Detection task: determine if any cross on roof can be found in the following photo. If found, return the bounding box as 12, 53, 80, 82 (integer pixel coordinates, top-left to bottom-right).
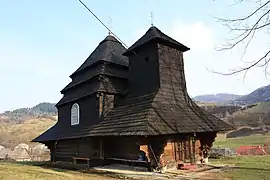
108, 16, 112, 35
150, 12, 154, 26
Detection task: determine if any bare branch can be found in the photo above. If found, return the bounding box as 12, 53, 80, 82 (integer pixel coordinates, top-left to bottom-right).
211, 50, 270, 75
229, 0, 245, 6
214, 0, 270, 22
218, 8, 270, 51
229, 22, 270, 31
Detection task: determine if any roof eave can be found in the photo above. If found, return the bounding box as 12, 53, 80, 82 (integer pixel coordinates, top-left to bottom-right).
123, 38, 190, 56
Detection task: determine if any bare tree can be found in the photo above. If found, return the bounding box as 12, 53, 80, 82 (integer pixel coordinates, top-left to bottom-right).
214, 0, 270, 76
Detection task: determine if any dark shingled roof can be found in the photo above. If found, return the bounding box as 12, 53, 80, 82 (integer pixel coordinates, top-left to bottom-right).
33, 93, 232, 142
123, 26, 190, 56
71, 35, 128, 77
56, 77, 128, 107
87, 93, 233, 136
61, 62, 129, 93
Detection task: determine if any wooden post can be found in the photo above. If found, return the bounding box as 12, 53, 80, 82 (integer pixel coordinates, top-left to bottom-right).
173, 140, 177, 161
99, 139, 104, 159
52, 141, 57, 162
98, 93, 104, 117
102, 93, 105, 116
189, 136, 192, 163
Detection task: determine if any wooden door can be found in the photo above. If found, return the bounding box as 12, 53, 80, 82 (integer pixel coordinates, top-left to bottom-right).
174, 141, 184, 162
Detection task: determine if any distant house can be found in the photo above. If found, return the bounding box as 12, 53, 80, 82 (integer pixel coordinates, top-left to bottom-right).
33, 26, 232, 170
10, 148, 31, 162
0, 148, 12, 161
31, 144, 50, 161
14, 143, 30, 151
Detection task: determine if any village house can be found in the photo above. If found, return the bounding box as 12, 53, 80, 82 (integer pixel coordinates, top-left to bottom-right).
33, 26, 232, 170
0, 146, 31, 162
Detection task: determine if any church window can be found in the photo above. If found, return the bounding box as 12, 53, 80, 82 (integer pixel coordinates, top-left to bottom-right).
71, 103, 80, 125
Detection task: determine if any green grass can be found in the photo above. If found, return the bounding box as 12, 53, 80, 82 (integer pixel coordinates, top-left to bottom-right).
0, 162, 116, 180
211, 156, 270, 180
212, 134, 270, 179
213, 134, 270, 148
1, 158, 270, 180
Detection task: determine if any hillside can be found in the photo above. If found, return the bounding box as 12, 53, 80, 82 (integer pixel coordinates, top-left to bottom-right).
0, 102, 57, 148
234, 84, 270, 105
193, 93, 242, 103
194, 84, 270, 105
0, 117, 56, 148
0, 102, 57, 122
226, 102, 270, 127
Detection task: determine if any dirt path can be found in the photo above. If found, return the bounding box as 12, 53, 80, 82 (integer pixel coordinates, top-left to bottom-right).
92, 166, 229, 180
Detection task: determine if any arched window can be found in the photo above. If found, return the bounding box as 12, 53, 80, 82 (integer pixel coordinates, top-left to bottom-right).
71, 103, 80, 126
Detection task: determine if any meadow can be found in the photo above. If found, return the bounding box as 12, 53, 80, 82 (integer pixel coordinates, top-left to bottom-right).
210, 133, 270, 180
214, 133, 270, 148
1, 134, 270, 180
0, 162, 117, 180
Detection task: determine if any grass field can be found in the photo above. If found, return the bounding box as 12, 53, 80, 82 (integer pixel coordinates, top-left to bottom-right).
211, 156, 270, 180
211, 134, 270, 179
1, 157, 270, 180
0, 162, 116, 180
213, 133, 270, 148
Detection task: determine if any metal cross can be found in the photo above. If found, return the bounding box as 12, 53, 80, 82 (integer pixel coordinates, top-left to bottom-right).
108, 16, 112, 35
150, 12, 154, 26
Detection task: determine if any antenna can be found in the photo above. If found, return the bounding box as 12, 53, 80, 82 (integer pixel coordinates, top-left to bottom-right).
108, 16, 112, 35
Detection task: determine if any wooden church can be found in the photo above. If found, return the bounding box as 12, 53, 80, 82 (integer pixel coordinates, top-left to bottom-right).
33, 26, 232, 170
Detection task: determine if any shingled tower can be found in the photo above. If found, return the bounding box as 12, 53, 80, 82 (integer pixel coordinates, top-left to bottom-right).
89, 26, 231, 136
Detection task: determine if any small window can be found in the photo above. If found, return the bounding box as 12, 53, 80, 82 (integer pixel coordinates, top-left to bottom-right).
71, 103, 80, 126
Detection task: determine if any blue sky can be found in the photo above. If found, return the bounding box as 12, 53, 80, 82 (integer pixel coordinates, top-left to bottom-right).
0, 0, 269, 112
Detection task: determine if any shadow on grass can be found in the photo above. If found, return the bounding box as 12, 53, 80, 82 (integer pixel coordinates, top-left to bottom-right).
15, 161, 50, 166
34, 162, 127, 179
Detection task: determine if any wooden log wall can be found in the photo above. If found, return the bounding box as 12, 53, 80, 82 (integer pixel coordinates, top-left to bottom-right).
54, 140, 78, 162
51, 133, 216, 167
104, 137, 140, 160
159, 141, 177, 169
145, 135, 204, 169
53, 138, 101, 162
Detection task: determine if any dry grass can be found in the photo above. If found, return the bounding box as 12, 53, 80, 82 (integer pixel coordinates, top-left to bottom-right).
0, 118, 55, 148
0, 162, 117, 180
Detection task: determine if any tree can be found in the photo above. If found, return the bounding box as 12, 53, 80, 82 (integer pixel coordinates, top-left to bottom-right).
215, 0, 270, 75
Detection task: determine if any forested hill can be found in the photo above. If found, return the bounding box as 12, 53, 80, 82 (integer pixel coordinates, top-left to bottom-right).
0, 102, 57, 121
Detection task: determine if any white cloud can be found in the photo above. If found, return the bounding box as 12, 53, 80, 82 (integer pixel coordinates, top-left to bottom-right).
169, 22, 215, 52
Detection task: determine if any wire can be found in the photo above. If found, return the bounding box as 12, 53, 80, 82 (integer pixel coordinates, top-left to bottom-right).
77, 0, 129, 49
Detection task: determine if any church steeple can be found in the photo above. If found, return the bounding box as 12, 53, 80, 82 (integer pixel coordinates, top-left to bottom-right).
71, 35, 128, 78
123, 26, 190, 56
